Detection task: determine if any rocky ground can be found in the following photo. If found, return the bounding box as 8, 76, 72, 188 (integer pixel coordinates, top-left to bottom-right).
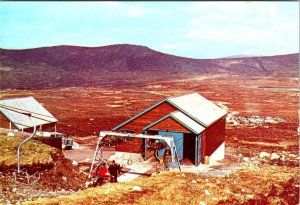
0, 154, 88, 205
21, 162, 299, 205
1, 128, 298, 204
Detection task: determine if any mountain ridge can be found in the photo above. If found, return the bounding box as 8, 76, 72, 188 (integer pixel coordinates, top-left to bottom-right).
0, 44, 298, 89
0, 44, 297, 60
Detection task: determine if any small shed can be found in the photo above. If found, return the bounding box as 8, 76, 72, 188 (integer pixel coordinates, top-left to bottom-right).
112, 93, 227, 166
0, 96, 58, 132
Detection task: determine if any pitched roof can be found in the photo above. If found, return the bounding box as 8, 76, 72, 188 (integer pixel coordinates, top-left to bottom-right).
0, 96, 57, 130
143, 111, 205, 134
112, 92, 227, 131
167, 93, 227, 127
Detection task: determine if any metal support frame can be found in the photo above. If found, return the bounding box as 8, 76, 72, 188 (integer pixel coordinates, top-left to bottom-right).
17, 114, 36, 173
0, 104, 42, 184
89, 131, 179, 178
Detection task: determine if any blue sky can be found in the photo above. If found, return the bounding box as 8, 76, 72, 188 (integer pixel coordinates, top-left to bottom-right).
0, 1, 298, 58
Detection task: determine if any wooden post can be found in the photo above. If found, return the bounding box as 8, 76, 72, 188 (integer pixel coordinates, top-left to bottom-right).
201, 133, 206, 164
195, 135, 202, 166
143, 131, 147, 160
195, 135, 198, 166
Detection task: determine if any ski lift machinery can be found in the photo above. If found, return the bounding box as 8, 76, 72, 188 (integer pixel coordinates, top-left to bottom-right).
0, 104, 40, 184
89, 131, 181, 178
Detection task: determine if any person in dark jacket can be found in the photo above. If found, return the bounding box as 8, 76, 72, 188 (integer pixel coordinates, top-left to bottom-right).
108, 160, 120, 183
163, 147, 172, 170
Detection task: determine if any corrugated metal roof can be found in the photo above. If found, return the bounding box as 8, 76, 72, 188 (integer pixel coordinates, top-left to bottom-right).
143, 111, 205, 134
171, 111, 205, 133
112, 92, 227, 131
167, 93, 227, 127
0, 96, 57, 130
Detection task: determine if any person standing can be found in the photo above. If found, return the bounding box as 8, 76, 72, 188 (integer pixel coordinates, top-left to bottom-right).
98, 164, 107, 178
163, 147, 172, 170
108, 160, 120, 183
94, 163, 110, 186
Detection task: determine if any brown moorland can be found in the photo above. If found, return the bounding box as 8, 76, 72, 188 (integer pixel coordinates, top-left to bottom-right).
0, 45, 299, 204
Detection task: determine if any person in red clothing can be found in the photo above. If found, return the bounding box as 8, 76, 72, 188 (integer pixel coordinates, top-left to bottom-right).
94, 163, 111, 186
98, 164, 107, 178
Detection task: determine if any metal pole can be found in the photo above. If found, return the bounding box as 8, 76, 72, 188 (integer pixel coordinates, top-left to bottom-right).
17, 115, 36, 173
195, 136, 198, 166
89, 133, 103, 178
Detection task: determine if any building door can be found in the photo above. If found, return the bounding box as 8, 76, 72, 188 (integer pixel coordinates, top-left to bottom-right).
195, 135, 202, 166
158, 131, 184, 161
183, 133, 195, 164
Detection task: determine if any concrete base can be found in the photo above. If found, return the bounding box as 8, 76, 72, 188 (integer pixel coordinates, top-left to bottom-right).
209, 142, 225, 164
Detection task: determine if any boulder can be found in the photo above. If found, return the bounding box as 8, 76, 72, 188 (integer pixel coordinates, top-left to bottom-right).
270, 153, 280, 160
7, 132, 14, 137
280, 155, 286, 161
84, 158, 90, 162
259, 152, 270, 159
204, 190, 210, 196
288, 154, 297, 158
84, 181, 91, 187
72, 161, 79, 166
243, 157, 250, 162
246, 194, 254, 199
132, 186, 142, 191
62, 176, 68, 182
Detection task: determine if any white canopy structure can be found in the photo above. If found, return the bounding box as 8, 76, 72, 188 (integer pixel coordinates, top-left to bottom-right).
89, 131, 180, 178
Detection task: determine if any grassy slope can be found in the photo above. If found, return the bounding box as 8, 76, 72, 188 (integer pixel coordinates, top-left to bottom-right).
0, 134, 55, 171
23, 165, 299, 205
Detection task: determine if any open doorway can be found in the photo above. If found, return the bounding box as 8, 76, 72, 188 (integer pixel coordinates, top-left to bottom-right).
183, 133, 195, 164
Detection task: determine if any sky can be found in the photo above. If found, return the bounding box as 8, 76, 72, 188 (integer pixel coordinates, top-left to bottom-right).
0, 1, 298, 59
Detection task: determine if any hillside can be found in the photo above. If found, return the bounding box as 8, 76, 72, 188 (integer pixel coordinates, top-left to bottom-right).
0, 132, 54, 171
0, 44, 298, 89
23, 165, 299, 205
0, 129, 88, 203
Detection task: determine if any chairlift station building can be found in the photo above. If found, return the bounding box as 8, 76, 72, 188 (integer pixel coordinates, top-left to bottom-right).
112, 93, 227, 166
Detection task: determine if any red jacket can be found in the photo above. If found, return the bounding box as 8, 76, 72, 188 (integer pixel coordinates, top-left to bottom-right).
98, 167, 107, 177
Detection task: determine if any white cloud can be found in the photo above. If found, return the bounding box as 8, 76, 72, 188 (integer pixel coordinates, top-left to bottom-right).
189, 14, 229, 25
128, 7, 144, 17
186, 26, 286, 44
185, 1, 298, 51
99, 2, 122, 7
126, 6, 171, 17
187, 1, 251, 14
